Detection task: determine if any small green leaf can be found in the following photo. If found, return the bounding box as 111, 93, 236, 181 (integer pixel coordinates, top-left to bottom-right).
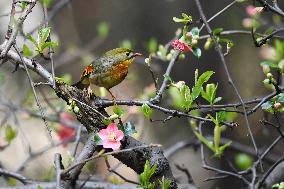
97, 22, 109, 39
213, 28, 224, 36
26, 34, 38, 47
113, 105, 125, 117
120, 39, 132, 49
7, 178, 17, 186
41, 41, 58, 51
139, 160, 157, 189
141, 103, 153, 119
216, 111, 226, 123
192, 71, 214, 100
39, 27, 51, 43
264, 27, 274, 35
40, 0, 53, 7
22, 44, 33, 57
59, 74, 72, 85
159, 176, 172, 189
93, 133, 103, 145
194, 131, 215, 151
147, 38, 158, 54
260, 61, 278, 69
102, 118, 112, 125
124, 122, 137, 136
163, 74, 172, 83
20, 2, 28, 9
5, 126, 17, 144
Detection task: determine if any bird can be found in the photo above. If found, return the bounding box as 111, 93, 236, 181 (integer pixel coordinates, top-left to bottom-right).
73, 48, 142, 98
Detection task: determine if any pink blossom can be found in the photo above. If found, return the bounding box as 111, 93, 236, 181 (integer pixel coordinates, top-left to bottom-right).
57, 112, 75, 146
242, 18, 253, 28
98, 123, 124, 150
171, 39, 192, 52
246, 6, 263, 17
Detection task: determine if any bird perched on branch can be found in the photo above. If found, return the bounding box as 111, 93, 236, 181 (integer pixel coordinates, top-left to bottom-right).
73, 48, 142, 98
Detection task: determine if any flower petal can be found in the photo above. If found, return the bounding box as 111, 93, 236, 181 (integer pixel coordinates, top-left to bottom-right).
103, 141, 121, 150
98, 129, 109, 140
107, 123, 118, 132
115, 130, 124, 141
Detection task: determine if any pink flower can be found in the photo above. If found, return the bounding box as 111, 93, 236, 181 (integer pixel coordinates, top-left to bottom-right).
98, 123, 124, 150
57, 125, 75, 142
56, 112, 75, 145
171, 39, 192, 52
242, 18, 253, 28
246, 5, 263, 17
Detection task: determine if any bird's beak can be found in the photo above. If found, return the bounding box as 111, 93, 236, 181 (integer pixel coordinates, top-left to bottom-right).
134, 52, 142, 57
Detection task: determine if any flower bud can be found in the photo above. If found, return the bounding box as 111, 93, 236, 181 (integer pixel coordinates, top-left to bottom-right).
266, 73, 273, 79
262, 65, 270, 74
204, 38, 212, 50
274, 102, 281, 109
191, 39, 198, 46
278, 59, 284, 72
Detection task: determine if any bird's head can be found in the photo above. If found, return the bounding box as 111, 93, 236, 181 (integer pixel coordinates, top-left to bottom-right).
104, 48, 142, 66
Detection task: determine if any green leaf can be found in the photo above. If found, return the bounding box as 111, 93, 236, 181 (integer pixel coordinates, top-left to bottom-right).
192, 47, 201, 58
97, 22, 109, 39
102, 118, 112, 125
192, 71, 214, 100
40, 0, 53, 7
120, 39, 132, 49
124, 122, 137, 136
216, 111, 226, 123
213, 28, 224, 36
22, 44, 33, 57
93, 133, 103, 145
173, 13, 192, 25
39, 27, 51, 44
7, 178, 17, 186
41, 41, 58, 51
141, 103, 153, 119
260, 61, 278, 69
236, 0, 247, 2
261, 101, 272, 110
168, 87, 184, 110
216, 141, 232, 157
163, 74, 173, 83
147, 38, 158, 54
26, 34, 38, 48
235, 153, 253, 170
139, 160, 157, 189
213, 97, 222, 104
264, 27, 274, 35
194, 131, 215, 151
159, 176, 172, 189
20, 2, 28, 9
173, 17, 185, 23
59, 74, 72, 85
5, 126, 17, 144
113, 105, 125, 117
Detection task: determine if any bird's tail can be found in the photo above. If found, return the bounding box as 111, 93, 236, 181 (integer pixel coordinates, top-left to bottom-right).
72, 79, 89, 90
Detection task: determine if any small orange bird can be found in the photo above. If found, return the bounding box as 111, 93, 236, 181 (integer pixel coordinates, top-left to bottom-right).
73, 48, 142, 97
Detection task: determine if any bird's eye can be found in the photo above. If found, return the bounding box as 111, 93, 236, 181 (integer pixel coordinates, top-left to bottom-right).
126, 52, 130, 56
